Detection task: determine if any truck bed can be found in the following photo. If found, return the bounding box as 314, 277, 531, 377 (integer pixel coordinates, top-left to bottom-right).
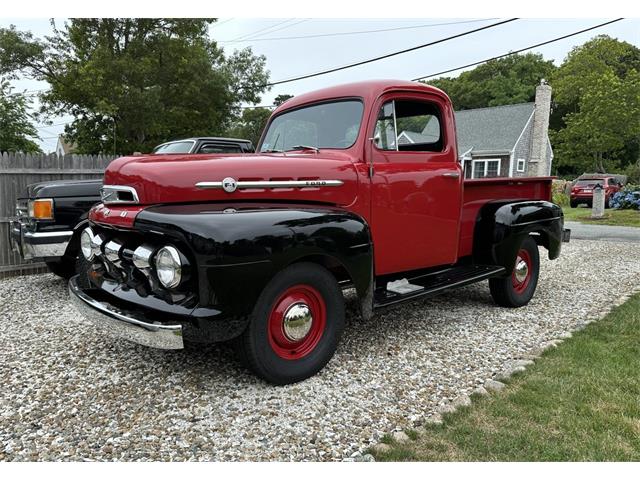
458, 176, 554, 258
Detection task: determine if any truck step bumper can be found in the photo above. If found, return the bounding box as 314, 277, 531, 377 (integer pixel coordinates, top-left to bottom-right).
68, 276, 184, 350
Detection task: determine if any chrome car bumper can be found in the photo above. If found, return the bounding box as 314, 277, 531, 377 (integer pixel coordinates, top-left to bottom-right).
9, 218, 72, 260
68, 276, 184, 350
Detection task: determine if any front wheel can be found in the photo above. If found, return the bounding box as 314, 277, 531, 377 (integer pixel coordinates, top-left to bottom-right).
45, 257, 76, 279
236, 262, 345, 385
489, 236, 540, 308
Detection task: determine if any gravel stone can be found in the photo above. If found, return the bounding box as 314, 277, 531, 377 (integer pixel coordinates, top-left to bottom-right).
484, 379, 506, 392
371, 443, 391, 454
437, 404, 457, 415
473, 386, 489, 396
451, 395, 472, 408
496, 366, 527, 381
391, 431, 410, 444
424, 414, 443, 425
1, 240, 638, 461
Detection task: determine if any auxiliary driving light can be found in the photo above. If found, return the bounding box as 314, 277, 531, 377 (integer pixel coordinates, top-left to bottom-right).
154, 246, 182, 289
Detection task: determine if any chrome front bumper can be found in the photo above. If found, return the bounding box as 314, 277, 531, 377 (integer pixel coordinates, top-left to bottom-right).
68, 276, 184, 350
9, 218, 72, 260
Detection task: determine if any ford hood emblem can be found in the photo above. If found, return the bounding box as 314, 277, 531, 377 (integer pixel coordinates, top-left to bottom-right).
222, 177, 238, 193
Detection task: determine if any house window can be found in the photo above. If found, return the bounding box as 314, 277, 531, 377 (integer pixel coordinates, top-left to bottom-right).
471, 159, 501, 179
516, 158, 526, 173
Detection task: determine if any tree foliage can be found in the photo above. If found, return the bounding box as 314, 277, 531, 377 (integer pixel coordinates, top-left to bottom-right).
426, 53, 556, 110
551, 36, 640, 173
0, 19, 270, 154
0, 79, 41, 153
273, 94, 293, 106
226, 107, 272, 147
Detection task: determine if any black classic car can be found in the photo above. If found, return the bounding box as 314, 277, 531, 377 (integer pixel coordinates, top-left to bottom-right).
9, 137, 254, 278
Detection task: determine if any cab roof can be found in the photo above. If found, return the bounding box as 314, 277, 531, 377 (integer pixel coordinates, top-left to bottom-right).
274, 79, 449, 114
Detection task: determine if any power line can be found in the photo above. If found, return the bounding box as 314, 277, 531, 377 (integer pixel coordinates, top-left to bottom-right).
243, 19, 309, 41
221, 18, 498, 43
412, 18, 625, 81
211, 18, 234, 28
226, 18, 297, 43
263, 18, 518, 88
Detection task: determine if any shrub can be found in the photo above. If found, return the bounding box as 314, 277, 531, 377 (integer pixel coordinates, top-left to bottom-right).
553, 192, 570, 207
610, 185, 640, 210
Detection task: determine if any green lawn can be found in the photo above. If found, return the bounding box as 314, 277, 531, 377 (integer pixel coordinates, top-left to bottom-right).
563, 206, 640, 227
373, 293, 640, 461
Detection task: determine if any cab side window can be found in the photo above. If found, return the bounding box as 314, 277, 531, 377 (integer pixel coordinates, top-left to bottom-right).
373, 100, 443, 152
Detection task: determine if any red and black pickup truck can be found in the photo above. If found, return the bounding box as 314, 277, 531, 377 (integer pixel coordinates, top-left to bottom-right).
69, 80, 570, 384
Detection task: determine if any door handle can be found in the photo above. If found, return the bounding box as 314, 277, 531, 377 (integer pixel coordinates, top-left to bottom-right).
442, 172, 460, 178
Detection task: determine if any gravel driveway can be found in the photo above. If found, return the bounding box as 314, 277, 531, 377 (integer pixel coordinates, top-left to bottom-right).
1, 240, 639, 461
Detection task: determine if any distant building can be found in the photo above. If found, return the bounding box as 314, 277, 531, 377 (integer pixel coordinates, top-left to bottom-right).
457, 81, 553, 179
55, 135, 77, 157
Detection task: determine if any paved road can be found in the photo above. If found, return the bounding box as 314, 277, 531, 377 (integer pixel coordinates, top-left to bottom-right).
565, 221, 640, 243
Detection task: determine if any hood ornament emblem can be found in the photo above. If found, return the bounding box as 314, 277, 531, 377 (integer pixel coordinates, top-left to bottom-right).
222, 177, 238, 193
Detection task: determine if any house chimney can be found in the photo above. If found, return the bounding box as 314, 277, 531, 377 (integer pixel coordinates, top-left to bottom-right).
530, 79, 552, 176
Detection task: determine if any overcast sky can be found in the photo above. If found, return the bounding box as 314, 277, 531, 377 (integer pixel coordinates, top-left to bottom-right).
2, 17, 639, 152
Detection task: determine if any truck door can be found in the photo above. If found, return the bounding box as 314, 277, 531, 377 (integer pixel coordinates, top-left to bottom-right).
368, 93, 462, 275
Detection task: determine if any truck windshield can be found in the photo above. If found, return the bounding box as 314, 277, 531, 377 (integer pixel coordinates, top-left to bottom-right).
153, 141, 194, 154
260, 100, 364, 152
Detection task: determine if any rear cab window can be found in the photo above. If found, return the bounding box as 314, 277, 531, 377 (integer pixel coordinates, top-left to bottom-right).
373, 99, 443, 153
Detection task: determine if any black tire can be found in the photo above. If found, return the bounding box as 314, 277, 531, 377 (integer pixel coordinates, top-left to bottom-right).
235, 262, 345, 385
569, 199, 577, 208
604, 196, 611, 209
73, 253, 93, 289
489, 236, 540, 308
45, 257, 76, 279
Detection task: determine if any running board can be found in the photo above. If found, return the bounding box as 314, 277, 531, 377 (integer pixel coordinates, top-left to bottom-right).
373, 264, 506, 309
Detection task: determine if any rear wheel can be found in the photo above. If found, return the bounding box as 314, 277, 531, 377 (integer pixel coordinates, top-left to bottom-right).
489, 236, 540, 308
236, 262, 345, 385
569, 199, 578, 208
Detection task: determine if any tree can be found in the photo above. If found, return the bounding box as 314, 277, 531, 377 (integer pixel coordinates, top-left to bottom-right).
0, 19, 270, 154
0, 79, 41, 153
226, 107, 272, 146
551, 35, 640, 173
426, 53, 556, 110
273, 94, 293, 106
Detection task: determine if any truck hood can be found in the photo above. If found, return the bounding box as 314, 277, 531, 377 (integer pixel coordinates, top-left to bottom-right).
21, 178, 103, 199
103, 152, 360, 206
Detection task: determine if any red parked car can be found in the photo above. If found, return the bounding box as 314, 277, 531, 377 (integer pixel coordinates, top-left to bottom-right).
570, 176, 622, 208
69, 80, 570, 384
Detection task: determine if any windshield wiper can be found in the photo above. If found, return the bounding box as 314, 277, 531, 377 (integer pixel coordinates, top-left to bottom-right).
287, 145, 319, 153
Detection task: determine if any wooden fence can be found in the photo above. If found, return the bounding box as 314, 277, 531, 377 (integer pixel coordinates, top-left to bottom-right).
0, 152, 117, 279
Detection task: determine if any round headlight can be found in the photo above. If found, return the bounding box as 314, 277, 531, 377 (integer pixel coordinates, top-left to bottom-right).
154, 246, 182, 289
80, 228, 95, 261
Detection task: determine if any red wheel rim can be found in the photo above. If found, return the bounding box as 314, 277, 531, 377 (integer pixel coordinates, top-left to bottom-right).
512, 249, 532, 294
268, 284, 327, 360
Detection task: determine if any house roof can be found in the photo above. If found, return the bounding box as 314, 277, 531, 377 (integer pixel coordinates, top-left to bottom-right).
57, 135, 77, 155
454, 102, 535, 155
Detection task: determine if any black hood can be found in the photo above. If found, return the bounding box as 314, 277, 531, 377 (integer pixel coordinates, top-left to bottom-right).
21, 178, 103, 199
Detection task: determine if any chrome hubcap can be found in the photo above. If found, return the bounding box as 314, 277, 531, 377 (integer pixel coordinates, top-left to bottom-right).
282, 302, 313, 341
514, 257, 529, 283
